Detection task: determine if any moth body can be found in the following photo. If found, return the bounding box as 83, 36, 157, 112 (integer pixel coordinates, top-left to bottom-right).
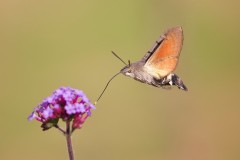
120, 26, 188, 91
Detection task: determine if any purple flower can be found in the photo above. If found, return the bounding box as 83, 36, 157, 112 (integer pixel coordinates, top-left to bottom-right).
75, 103, 85, 113
42, 107, 53, 119
65, 103, 76, 115
28, 87, 95, 131
28, 111, 37, 121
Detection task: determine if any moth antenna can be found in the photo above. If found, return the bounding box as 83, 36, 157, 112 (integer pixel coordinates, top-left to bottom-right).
94, 72, 121, 105
111, 51, 127, 65
128, 60, 131, 66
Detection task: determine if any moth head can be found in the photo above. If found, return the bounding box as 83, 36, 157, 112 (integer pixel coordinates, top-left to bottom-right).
120, 62, 135, 78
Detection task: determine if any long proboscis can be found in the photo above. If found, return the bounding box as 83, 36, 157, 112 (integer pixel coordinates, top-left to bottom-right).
94, 72, 121, 105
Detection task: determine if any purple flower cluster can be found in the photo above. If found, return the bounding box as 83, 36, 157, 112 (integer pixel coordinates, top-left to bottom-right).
28, 87, 95, 131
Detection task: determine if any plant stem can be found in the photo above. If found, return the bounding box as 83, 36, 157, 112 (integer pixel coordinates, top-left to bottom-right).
54, 124, 66, 134
66, 120, 74, 160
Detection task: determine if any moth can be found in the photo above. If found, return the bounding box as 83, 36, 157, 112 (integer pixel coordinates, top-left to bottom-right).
120, 26, 187, 91
95, 26, 187, 104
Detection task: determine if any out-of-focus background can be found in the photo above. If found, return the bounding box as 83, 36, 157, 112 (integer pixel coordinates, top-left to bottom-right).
1, 0, 240, 160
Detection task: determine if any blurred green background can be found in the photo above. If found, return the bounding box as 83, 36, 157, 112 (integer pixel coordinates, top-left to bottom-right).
1, 0, 240, 160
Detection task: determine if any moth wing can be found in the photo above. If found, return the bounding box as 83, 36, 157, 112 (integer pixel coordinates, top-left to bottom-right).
144, 27, 183, 78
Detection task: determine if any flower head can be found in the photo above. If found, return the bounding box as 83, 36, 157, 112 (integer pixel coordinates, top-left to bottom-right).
28, 87, 95, 131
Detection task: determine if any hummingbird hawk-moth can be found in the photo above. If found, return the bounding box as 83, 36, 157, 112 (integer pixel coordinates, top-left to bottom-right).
95, 26, 187, 104
120, 26, 187, 91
